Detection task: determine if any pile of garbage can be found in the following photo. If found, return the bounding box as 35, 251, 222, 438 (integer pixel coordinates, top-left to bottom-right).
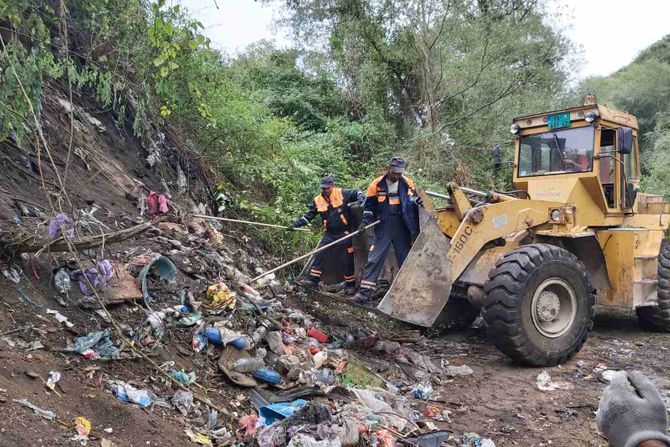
2, 209, 485, 446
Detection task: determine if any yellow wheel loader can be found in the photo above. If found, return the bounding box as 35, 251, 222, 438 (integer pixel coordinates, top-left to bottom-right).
377, 97, 670, 366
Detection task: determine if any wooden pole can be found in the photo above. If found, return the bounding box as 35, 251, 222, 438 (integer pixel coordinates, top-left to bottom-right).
192, 214, 309, 231
250, 221, 380, 283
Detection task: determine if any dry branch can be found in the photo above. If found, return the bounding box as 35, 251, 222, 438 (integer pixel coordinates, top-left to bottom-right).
3, 217, 164, 254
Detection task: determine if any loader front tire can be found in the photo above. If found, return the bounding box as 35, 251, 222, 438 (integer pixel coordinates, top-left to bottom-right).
636, 240, 670, 331
482, 244, 595, 366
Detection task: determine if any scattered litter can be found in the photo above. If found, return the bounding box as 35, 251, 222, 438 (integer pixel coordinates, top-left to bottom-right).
259, 399, 308, 425
47, 309, 74, 329
253, 369, 281, 385
185, 429, 212, 446
27, 340, 44, 351
266, 331, 285, 355
70, 260, 114, 295
208, 408, 218, 430
205, 282, 237, 311
72, 416, 92, 443
236, 413, 259, 439
576, 360, 586, 368
13, 398, 55, 420
17, 287, 43, 308
147, 192, 169, 216
172, 370, 197, 386
2, 266, 21, 284
205, 326, 246, 348
139, 255, 177, 303
308, 327, 329, 343
402, 430, 451, 447
46, 371, 61, 391
173, 390, 196, 416
593, 362, 608, 373
536, 370, 573, 391
234, 357, 265, 373
445, 364, 473, 376
373, 429, 396, 447
146, 311, 166, 339
411, 381, 433, 400
101, 439, 118, 447
65, 329, 119, 359
313, 351, 328, 369
112, 381, 152, 407
54, 268, 71, 296
48, 213, 75, 239
458, 432, 496, 447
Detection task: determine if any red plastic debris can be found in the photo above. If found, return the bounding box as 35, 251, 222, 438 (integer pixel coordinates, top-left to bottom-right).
307, 327, 328, 343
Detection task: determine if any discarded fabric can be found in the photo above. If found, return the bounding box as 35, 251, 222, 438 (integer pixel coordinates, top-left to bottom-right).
147, 192, 169, 216
48, 214, 75, 239
70, 260, 114, 295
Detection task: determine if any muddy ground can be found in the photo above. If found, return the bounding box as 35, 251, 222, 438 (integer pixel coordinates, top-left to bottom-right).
2, 283, 667, 447
299, 294, 670, 447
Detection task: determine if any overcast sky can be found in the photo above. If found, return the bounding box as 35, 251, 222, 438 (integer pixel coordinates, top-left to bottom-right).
183, 0, 669, 80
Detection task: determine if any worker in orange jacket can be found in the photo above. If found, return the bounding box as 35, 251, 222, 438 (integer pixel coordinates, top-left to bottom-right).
289, 175, 365, 294
352, 157, 422, 304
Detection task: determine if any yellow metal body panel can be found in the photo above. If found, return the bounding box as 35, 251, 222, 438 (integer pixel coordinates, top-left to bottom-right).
419, 102, 670, 314
440, 199, 560, 281
595, 229, 666, 307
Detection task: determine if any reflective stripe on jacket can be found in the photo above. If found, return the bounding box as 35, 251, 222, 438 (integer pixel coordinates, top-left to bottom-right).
295, 188, 364, 233
362, 174, 419, 237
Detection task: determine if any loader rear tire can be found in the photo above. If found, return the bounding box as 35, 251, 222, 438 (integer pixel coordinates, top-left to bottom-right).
482, 244, 595, 366
636, 240, 670, 331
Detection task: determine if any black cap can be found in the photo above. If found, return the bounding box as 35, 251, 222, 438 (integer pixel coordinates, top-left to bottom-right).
320, 175, 334, 188
389, 156, 406, 174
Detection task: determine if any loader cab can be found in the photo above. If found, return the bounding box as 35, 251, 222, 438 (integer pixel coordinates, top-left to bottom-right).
511, 100, 640, 221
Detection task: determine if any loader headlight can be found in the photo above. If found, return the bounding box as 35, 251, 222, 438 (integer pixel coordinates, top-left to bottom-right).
550, 209, 562, 222
585, 111, 596, 123
510, 123, 520, 135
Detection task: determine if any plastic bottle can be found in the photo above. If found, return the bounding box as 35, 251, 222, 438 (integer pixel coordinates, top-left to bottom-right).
233, 357, 265, 373
252, 369, 281, 385
251, 324, 269, 345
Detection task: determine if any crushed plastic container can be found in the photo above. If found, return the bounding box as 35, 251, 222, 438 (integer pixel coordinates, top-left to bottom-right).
233, 358, 265, 373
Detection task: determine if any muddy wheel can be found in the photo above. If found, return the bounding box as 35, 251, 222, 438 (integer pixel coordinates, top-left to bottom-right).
636, 241, 670, 331
481, 243, 595, 366
434, 298, 479, 332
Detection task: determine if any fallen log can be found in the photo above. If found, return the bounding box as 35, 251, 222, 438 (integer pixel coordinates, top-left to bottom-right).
2, 217, 164, 254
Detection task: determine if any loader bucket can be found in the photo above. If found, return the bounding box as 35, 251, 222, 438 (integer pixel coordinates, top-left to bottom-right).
376, 207, 453, 327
